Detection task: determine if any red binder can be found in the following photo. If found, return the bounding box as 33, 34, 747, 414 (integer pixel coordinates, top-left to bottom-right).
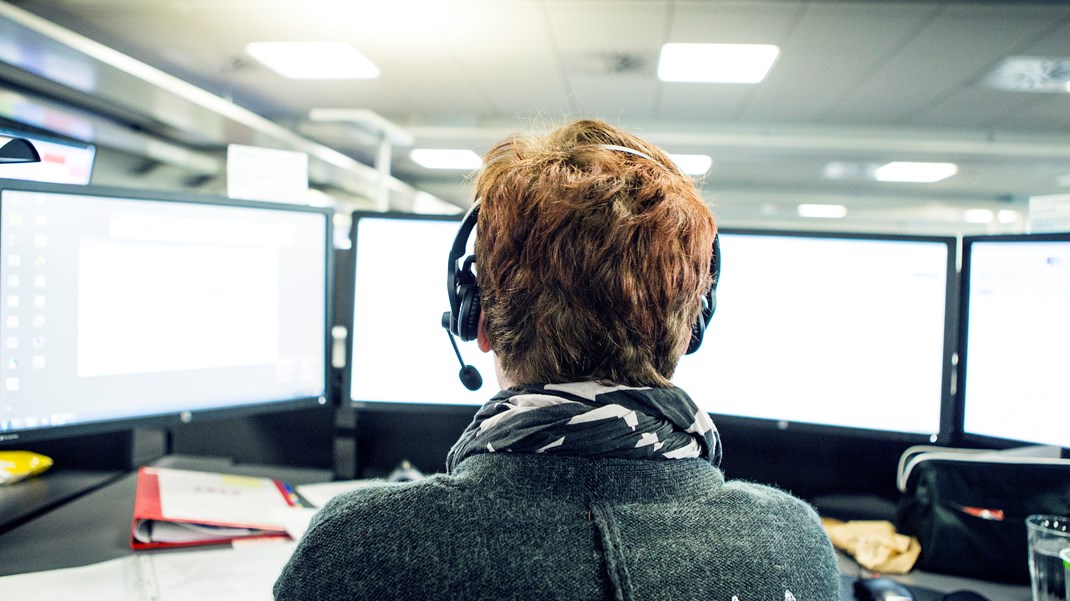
130, 466, 299, 550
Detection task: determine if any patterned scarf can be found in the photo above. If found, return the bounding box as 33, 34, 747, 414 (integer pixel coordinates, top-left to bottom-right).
446, 381, 721, 473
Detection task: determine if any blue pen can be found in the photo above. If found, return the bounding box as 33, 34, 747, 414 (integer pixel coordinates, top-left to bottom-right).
281, 481, 303, 507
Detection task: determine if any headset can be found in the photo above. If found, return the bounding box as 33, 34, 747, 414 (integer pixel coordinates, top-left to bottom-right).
442, 202, 720, 356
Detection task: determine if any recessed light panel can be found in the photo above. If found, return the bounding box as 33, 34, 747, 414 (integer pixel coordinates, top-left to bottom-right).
658, 43, 780, 83
965, 209, 994, 224
797, 204, 847, 219
246, 42, 379, 79
669, 154, 713, 176
985, 56, 1070, 93
410, 149, 482, 170
874, 162, 958, 183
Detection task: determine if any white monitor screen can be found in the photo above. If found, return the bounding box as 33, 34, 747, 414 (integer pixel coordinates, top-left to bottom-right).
960, 236, 1070, 448
349, 216, 952, 437
349, 214, 496, 406
672, 232, 951, 437
0, 185, 329, 439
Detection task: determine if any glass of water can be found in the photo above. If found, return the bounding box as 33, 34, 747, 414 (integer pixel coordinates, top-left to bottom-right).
1026, 515, 1070, 601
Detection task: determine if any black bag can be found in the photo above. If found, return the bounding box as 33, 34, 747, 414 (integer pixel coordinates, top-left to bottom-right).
895, 445, 1070, 583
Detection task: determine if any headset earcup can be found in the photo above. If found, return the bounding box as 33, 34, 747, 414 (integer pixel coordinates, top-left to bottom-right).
456, 284, 481, 342
686, 293, 711, 355
686, 235, 719, 355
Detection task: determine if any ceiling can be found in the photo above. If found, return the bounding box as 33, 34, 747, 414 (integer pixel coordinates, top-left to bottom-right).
3, 0, 1070, 234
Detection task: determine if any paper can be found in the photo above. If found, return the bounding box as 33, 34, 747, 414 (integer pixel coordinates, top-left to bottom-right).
0, 556, 140, 601
269, 506, 318, 540
295, 479, 383, 508
0, 542, 298, 601
156, 469, 293, 529
822, 518, 921, 574
132, 467, 306, 548
142, 542, 297, 601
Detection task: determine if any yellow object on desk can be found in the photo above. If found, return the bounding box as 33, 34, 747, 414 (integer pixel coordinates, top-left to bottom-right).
822, 517, 921, 574
0, 450, 53, 485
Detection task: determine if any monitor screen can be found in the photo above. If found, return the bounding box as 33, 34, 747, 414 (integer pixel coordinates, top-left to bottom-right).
672, 231, 953, 438
0, 181, 331, 444
348, 214, 954, 438
0, 128, 96, 185
959, 234, 1070, 448
348, 213, 496, 407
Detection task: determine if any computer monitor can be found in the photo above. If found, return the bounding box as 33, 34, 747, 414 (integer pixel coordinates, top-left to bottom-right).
348, 212, 496, 408
958, 233, 1070, 449
672, 230, 955, 440
0, 127, 96, 185
347, 214, 955, 438
0, 179, 332, 445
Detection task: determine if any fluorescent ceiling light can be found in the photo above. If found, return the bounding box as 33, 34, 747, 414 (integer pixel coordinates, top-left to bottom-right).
965, 209, 994, 224
669, 154, 713, 176
997, 210, 1019, 224
658, 43, 780, 83
410, 148, 482, 170
874, 162, 958, 183
985, 56, 1070, 93
246, 42, 379, 79
797, 204, 847, 219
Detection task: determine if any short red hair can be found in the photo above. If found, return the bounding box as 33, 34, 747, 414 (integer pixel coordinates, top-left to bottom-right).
474, 119, 716, 387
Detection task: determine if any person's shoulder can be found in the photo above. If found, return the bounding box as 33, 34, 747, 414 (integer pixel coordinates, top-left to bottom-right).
721, 478, 817, 510
312, 472, 466, 525
714, 478, 829, 532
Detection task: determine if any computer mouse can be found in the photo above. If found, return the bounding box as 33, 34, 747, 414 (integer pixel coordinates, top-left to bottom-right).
853, 576, 915, 601
0, 450, 53, 485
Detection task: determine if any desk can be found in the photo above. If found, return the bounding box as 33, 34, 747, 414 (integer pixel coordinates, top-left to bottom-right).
0, 460, 1035, 600
0, 467, 124, 535
835, 554, 1031, 601
0, 455, 331, 577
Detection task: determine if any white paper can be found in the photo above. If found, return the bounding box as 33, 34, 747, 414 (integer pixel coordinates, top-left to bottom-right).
294, 479, 384, 508
0, 555, 140, 601
154, 468, 292, 530
0, 542, 299, 601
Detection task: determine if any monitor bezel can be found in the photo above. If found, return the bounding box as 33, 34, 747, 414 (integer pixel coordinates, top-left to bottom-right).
345, 212, 958, 444
0, 178, 334, 447
955, 232, 1070, 450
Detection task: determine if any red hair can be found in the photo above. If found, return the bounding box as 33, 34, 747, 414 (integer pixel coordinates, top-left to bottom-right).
474, 119, 716, 387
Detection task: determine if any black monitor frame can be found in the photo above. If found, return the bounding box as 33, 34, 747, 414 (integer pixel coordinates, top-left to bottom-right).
955, 232, 1070, 450
0, 178, 334, 448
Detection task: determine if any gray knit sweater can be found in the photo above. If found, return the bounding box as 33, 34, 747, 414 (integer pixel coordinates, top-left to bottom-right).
274, 453, 840, 600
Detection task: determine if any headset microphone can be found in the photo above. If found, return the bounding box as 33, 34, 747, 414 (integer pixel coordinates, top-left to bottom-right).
442, 312, 483, 390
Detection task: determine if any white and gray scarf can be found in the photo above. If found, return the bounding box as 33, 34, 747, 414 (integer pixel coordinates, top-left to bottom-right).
446, 381, 721, 472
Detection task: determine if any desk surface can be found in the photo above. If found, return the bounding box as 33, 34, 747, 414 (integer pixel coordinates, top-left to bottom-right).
0, 455, 331, 577
0, 467, 124, 534
0, 457, 1034, 600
